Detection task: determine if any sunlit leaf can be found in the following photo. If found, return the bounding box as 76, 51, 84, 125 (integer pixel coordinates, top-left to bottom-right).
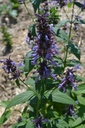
7, 90, 34, 109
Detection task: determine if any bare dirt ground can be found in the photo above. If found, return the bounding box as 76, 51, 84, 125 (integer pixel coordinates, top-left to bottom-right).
0, 1, 85, 128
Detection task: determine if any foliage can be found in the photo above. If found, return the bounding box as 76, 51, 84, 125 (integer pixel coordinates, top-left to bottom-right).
1, 26, 13, 55
0, 0, 85, 128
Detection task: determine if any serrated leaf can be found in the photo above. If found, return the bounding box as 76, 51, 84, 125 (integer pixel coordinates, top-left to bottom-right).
45, 90, 76, 105
25, 119, 34, 128
76, 124, 85, 128
71, 117, 83, 127
25, 78, 35, 86
6, 90, 34, 109
78, 83, 85, 90
17, 122, 26, 127
77, 96, 85, 105
67, 43, 81, 60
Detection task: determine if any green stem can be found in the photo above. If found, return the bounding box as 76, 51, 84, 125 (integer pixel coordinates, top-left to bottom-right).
19, 78, 38, 97
63, 8, 70, 20
23, 1, 32, 16
36, 99, 40, 116
64, 1, 75, 69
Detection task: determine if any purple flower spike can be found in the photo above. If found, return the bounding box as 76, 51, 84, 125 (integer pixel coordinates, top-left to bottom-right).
58, 65, 80, 91
50, 0, 73, 8
0, 57, 24, 80
29, 12, 59, 81
32, 116, 48, 128
65, 105, 77, 119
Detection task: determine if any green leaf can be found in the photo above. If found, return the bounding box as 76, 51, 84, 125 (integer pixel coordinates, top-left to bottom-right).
25, 119, 34, 128
77, 96, 85, 105
74, 20, 85, 24
71, 117, 83, 127
28, 24, 36, 37
74, 2, 83, 8
78, 83, 85, 90
24, 51, 34, 75
53, 27, 70, 43
67, 2, 73, 8
31, 0, 41, 12
45, 90, 76, 105
15, 79, 20, 87
6, 90, 34, 109
72, 83, 85, 95
67, 43, 81, 60
17, 122, 26, 127
76, 124, 85, 128
0, 110, 11, 126
66, 59, 81, 67
58, 119, 68, 128
25, 78, 35, 86
0, 101, 9, 108
8, 10, 17, 17
55, 20, 69, 28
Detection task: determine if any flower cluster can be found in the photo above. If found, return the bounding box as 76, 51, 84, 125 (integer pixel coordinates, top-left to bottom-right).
65, 105, 77, 118
32, 116, 48, 128
58, 65, 80, 92
30, 12, 59, 81
0, 57, 24, 80
52, 0, 73, 8
82, 1, 85, 10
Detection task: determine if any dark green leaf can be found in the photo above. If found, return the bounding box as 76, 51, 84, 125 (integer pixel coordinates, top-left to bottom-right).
67, 43, 81, 60
28, 24, 36, 37
6, 90, 34, 109
24, 51, 34, 75
15, 79, 20, 87
74, 2, 83, 8
77, 96, 85, 105
25, 119, 34, 128
31, 0, 41, 12
66, 59, 81, 67
45, 90, 76, 105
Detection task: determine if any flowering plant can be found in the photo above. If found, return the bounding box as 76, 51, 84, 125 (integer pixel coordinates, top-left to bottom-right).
0, 0, 85, 128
